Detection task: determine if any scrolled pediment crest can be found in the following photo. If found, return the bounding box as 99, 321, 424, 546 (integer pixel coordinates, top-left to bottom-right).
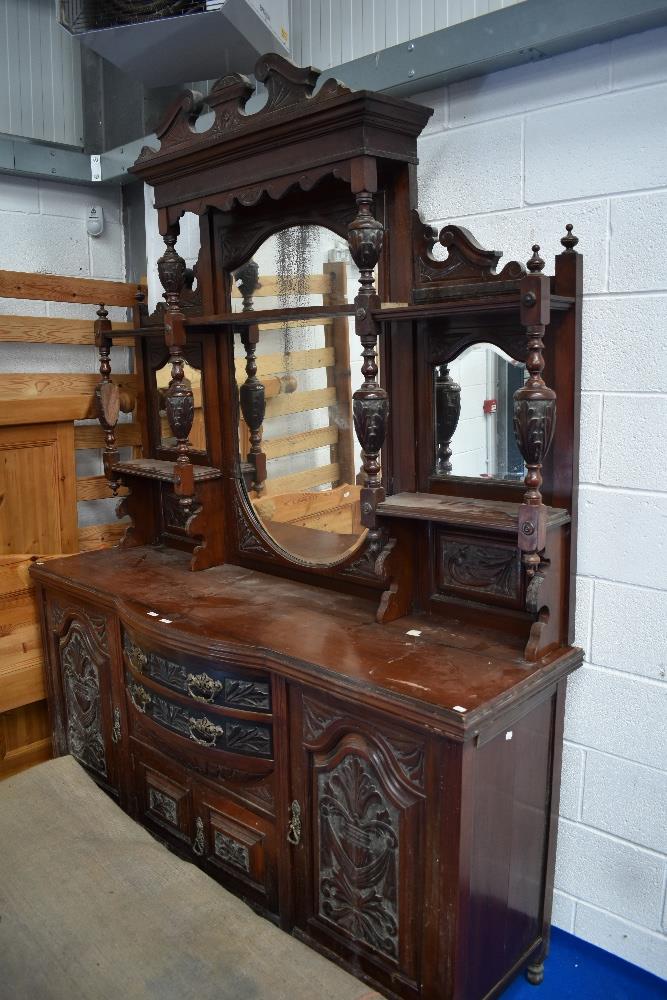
413, 212, 525, 287
136, 54, 352, 164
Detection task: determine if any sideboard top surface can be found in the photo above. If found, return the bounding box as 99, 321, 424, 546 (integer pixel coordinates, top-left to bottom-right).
32, 546, 582, 738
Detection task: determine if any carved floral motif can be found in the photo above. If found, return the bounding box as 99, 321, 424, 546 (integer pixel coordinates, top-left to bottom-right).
62, 628, 107, 778
318, 755, 399, 960
148, 787, 178, 826
214, 831, 251, 873
438, 540, 521, 601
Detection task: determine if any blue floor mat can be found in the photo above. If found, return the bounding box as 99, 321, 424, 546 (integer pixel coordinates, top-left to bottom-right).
500, 928, 666, 999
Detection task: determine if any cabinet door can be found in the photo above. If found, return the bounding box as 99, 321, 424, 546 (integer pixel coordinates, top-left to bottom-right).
45, 596, 121, 797
193, 782, 279, 916
289, 688, 426, 998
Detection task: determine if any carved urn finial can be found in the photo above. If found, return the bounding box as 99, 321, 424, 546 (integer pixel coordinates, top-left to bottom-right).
527, 244, 545, 273
233, 259, 261, 312
560, 223, 579, 252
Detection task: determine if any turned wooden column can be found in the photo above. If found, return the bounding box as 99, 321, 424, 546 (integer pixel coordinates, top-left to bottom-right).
513, 245, 556, 576
94, 303, 121, 495
158, 222, 196, 504
233, 260, 267, 495
348, 185, 387, 553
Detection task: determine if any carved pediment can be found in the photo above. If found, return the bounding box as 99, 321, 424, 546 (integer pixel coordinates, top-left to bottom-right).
413, 212, 525, 287
136, 53, 352, 164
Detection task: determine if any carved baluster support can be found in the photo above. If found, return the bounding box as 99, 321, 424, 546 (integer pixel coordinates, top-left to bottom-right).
94, 304, 121, 495
434, 364, 461, 475
348, 189, 387, 554
239, 323, 267, 494
158, 224, 196, 510
513, 245, 556, 576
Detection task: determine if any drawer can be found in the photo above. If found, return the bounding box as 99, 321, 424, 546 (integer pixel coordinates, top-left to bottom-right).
123, 631, 271, 713
125, 670, 273, 760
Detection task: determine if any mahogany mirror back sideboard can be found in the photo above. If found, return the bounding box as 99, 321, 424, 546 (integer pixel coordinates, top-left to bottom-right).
32, 54, 584, 1000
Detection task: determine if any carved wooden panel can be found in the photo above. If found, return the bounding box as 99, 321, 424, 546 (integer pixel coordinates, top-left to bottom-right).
318, 753, 400, 960
60, 620, 109, 778
435, 531, 522, 608
294, 708, 424, 986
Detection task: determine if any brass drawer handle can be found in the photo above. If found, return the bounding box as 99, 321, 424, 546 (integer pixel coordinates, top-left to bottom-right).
187, 715, 224, 747
186, 672, 222, 704
111, 707, 122, 743
129, 682, 152, 714
192, 817, 205, 857
287, 800, 302, 846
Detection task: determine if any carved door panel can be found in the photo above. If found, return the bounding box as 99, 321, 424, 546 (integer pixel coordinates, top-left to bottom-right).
289, 689, 425, 998
47, 599, 121, 797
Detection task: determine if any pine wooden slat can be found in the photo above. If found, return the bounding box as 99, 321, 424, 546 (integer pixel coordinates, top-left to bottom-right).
0, 314, 134, 345
77, 522, 127, 550
76, 476, 128, 501
0, 619, 45, 713
0, 735, 51, 779
0, 372, 138, 399
74, 422, 141, 449
264, 425, 338, 460
0, 270, 145, 308
231, 274, 330, 298
265, 386, 337, 419
234, 346, 336, 381
265, 462, 340, 496
0, 395, 96, 425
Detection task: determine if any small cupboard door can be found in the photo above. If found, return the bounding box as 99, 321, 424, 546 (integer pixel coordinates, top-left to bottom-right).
288, 687, 426, 998
45, 595, 122, 797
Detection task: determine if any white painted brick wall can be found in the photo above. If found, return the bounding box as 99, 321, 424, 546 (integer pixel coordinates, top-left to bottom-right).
0, 175, 127, 526
415, 25, 667, 980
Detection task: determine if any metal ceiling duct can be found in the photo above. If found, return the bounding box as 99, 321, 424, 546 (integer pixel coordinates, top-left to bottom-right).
58, 0, 290, 87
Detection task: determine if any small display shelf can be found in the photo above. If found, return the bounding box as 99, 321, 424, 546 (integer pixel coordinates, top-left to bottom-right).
378, 492, 570, 534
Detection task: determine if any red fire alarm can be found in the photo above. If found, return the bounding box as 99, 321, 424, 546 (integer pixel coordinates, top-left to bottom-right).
483, 398, 497, 414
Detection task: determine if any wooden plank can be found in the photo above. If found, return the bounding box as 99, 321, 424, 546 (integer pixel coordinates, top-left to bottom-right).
254, 318, 333, 333
0, 372, 138, 400
0, 270, 146, 308
55, 423, 78, 554
265, 462, 340, 495
0, 734, 51, 779
231, 274, 331, 298
76, 476, 128, 501
0, 395, 97, 426
75, 422, 141, 450
255, 483, 361, 525
77, 522, 127, 551
264, 425, 338, 460
234, 347, 335, 381
0, 314, 134, 345
265, 386, 337, 419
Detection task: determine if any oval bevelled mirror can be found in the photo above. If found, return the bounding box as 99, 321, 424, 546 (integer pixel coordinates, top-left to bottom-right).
433, 344, 526, 481
233, 225, 369, 565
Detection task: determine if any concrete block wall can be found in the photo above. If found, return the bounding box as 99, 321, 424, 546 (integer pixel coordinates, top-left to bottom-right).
0, 174, 128, 524
414, 26, 667, 979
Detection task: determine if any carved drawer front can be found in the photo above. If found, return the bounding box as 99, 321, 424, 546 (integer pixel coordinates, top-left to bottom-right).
123, 631, 271, 713
193, 785, 279, 915
125, 671, 273, 760
434, 530, 523, 608
134, 747, 193, 846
